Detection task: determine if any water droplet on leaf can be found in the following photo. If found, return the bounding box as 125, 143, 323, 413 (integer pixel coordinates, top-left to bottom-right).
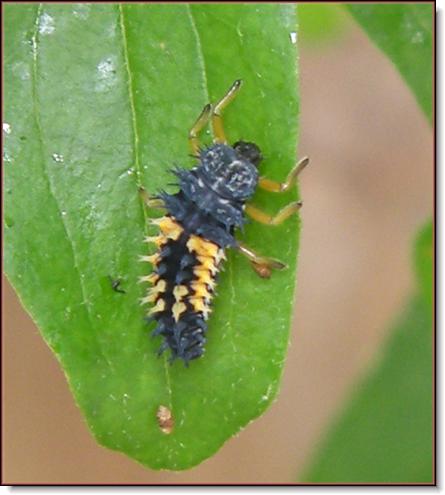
52, 153, 64, 163
39, 12, 55, 35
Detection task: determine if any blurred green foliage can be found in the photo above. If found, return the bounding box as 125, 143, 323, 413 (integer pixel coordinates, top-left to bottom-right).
299, 3, 433, 484
301, 295, 432, 483
301, 220, 433, 483
348, 3, 433, 122
415, 221, 433, 310
299, 3, 349, 47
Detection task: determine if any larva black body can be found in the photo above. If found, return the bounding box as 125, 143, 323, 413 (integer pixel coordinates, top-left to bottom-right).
140, 80, 307, 366
142, 142, 262, 365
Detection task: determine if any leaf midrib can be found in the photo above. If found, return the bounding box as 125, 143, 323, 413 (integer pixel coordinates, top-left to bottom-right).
118, 4, 174, 407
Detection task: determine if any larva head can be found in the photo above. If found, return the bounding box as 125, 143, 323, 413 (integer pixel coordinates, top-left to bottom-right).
199, 143, 259, 201
233, 140, 263, 167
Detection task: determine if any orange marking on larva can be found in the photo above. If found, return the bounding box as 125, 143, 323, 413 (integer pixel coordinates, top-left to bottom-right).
140, 292, 157, 305
193, 267, 213, 286
186, 236, 219, 258
191, 281, 212, 300
166, 229, 182, 241
173, 285, 188, 301
156, 405, 174, 434
186, 236, 201, 254
206, 278, 216, 291
138, 273, 159, 284
188, 297, 208, 314
215, 249, 226, 264
147, 217, 165, 226
156, 216, 183, 241
197, 255, 218, 275
139, 253, 160, 264
199, 239, 219, 257
144, 235, 167, 248
201, 306, 212, 320
141, 280, 167, 304
149, 279, 166, 296
172, 302, 187, 322
157, 216, 177, 231
149, 298, 166, 315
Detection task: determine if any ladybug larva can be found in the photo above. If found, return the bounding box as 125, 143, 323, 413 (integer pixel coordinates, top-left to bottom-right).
139, 80, 308, 366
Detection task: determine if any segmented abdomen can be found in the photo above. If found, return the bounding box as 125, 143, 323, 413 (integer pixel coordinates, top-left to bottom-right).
140, 216, 226, 364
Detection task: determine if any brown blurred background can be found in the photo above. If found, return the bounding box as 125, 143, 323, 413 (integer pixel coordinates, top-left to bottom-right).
3, 18, 433, 484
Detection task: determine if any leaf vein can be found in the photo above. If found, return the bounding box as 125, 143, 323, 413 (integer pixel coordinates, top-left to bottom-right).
187, 6, 211, 106
118, 4, 173, 407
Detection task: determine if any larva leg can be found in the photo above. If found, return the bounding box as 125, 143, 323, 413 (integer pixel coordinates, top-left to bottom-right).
245, 201, 302, 226
188, 103, 212, 156
237, 242, 286, 279
258, 157, 309, 193
212, 79, 243, 144
138, 187, 165, 210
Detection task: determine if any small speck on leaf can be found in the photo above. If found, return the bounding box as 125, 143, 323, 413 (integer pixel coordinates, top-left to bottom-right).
157, 405, 174, 435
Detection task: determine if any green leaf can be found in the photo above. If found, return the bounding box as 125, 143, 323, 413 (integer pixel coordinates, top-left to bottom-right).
299, 3, 349, 46
347, 3, 433, 122
414, 219, 433, 310
300, 221, 433, 483
5, 4, 300, 470
302, 299, 433, 483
